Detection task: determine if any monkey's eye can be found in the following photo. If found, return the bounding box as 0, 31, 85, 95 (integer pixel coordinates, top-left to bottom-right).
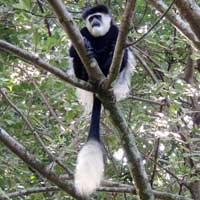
88, 15, 102, 22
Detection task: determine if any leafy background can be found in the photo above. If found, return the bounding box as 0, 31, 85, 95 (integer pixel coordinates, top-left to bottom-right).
0, 0, 200, 199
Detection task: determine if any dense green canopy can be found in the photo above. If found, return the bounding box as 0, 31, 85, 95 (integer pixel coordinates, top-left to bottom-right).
0, 0, 199, 199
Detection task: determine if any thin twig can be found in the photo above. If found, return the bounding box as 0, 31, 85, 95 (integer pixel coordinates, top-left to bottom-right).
126, 95, 165, 106
106, 0, 137, 88
0, 88, 72, 175
126, 0, 177, 47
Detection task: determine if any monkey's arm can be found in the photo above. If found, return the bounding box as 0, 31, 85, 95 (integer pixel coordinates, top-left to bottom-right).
69, 46, 88, 81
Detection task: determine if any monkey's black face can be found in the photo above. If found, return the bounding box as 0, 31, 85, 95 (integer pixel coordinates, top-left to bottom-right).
86, 13, 111, 37
88, 14, 102, 27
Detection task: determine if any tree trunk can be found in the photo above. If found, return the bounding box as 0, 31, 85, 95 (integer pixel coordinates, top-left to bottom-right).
190, 181, 200, 200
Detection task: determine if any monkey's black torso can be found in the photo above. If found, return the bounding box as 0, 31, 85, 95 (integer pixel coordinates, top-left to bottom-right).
69, 24, 128, 81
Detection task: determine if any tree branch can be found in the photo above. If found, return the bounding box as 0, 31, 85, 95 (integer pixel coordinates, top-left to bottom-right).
0, 40, 93, 92
133, 49, 159, 83
0, 88, 72, 175
127, 0, 177, 47
0, 186, 58, 199
175, 0, 200, 40
0, 182, 193, 200
106, 0, 137, 88
47, 0, 104, 83
98, 91, 155, 200
0, 128, 83, 200
149, 0, 200, 49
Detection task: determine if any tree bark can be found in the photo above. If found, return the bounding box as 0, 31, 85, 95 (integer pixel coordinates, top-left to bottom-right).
175, 0, 200, 40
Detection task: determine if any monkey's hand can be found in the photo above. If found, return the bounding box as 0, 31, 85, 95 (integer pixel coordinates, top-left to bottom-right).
83, 37, 96, 58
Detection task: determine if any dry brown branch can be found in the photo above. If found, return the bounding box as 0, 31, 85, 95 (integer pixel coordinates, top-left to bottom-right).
175, 0, 200, 40
0, 128, 83, 200
149, 0, 200, 49
106, 0, 137, 88
0, 40, 93, 92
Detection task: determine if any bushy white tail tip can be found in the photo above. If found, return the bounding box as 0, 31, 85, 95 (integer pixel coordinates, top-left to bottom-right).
75, 140, 104, 196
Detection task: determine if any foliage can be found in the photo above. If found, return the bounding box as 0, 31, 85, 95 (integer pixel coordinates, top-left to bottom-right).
0, 0, 199, 199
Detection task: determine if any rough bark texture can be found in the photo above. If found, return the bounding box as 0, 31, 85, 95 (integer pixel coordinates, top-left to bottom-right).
189, 181, 200, 200
175, 0, 200, 39
0, 40, 93, 92
149, 0, 200, 49
47, 0, 104, 83
98, 90, 155, 200
0, 128, 84, 200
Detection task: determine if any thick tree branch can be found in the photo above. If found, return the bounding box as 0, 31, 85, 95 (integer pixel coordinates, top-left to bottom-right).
47, 0, 104, 83
106, 0, 137, 88
149, 0, 200, 50
0, 128, 83, 200
0, 182, 192, 200
98, 90, 155, 200
175, 0, 200, 40
0, 40, 93, 92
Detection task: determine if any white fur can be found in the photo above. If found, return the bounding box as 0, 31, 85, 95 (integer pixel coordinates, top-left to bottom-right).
86, 13, 111, 37
67, 56, 75, 77
113, 50, 136, 101
67, 57, 94, 114
76, 88, 93, 114
75, 140, 104, 197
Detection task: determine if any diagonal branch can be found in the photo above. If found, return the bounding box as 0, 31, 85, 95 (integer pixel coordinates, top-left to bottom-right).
0, 128, 83, 200
106, 0, 137, 88
47, 1, 155, 199
0, 186, 59, 199
0, 88, 71, 175
47, 0, 104, 83
98, 91, 155, 200
0, 40, 93, 92
127, 0, 176, 47
149, 0, 200, 49
175, 0, 200, 40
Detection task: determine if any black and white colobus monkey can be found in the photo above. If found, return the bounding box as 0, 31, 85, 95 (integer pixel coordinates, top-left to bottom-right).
68, 5, 136, 196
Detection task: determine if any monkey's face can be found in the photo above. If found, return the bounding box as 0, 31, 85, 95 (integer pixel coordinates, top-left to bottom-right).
86, 13, 111, 37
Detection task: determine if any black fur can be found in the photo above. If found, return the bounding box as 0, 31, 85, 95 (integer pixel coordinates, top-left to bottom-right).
69, 24, 128, 81
82, 5, 110, 19
69, 6, 128, 142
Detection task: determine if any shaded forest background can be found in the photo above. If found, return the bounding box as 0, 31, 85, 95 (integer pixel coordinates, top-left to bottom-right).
0, 0, 200, 199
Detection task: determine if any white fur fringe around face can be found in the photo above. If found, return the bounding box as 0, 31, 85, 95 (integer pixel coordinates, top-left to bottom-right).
86, 13, 111, 37
74, 140, 104, 196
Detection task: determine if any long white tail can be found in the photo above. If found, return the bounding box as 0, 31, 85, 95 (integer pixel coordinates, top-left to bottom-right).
74, 140, 104, 197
